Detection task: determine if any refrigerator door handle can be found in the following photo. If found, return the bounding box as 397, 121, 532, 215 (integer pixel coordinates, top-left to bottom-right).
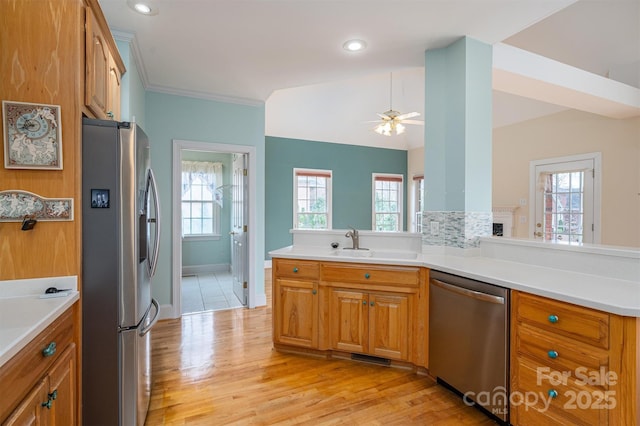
147, 168, 161, 278
139, 298, 160, 337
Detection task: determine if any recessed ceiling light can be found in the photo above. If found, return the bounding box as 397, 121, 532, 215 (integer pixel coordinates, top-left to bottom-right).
127, 0, 158, 16
134, 3, 151, 14
343, 39, 367, 52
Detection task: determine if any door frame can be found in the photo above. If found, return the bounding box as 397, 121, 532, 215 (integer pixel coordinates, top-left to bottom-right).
528, 152, 602, 243
171, 139, 257, 317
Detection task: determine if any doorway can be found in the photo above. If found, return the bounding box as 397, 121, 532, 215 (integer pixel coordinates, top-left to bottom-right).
172, 140, 255, 317
529, 153, 601, 244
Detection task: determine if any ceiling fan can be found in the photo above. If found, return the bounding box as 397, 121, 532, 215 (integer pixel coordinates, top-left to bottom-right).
371, 73, 424, 136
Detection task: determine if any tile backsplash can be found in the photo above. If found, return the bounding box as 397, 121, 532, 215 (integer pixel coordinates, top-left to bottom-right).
422, 211, 492, 249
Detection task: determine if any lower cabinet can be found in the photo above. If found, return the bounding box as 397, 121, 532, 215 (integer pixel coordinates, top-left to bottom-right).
331, 289, 410, 361
272, 258, 423, 365
0, 307, 77, 425
2, 378, 49, 426
4, 344, 76, 426
273, 278, 319, 348
510, 291, 637, 425
47, 344, 76, 426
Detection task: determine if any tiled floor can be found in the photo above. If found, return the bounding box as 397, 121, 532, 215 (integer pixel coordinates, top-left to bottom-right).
181, 271, 244, 315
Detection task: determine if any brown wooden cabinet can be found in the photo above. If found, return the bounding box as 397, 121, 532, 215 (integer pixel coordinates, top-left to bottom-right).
84, 0, 125, 120
47, 344, 76, 426
273, 260, 320, 349
272, 258, 424, 365
0, 308, 77, 425
330, 289, 410, 361
274, 278, 319, 348
510, 291, 638, 425
2, 378, 49, 426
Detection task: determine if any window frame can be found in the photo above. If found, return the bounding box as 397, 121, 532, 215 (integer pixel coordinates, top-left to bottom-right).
412, 174, 424, 233
292, 168, 333, 230
372, 173, 404, 232
181, 161, 222, 240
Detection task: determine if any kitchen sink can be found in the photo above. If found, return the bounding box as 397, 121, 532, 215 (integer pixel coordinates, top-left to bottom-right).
333, 249, 418, 260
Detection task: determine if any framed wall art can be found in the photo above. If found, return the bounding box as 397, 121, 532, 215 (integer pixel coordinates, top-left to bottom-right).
2, 100, 63, 170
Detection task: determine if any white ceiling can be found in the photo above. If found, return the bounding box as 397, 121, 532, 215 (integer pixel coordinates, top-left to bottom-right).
100, 0, 640, 149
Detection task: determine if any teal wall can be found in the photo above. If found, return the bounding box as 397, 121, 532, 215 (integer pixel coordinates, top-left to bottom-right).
146, 91, 265, 306
115, 39, 146, 129
424, 36, 492, 212
181, 151, 233, 268
265, 136, 408, 257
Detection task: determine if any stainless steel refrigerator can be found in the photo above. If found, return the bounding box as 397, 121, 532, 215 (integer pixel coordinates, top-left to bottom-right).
82, 118, 161, 426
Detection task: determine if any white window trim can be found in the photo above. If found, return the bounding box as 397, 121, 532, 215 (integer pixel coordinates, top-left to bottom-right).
411, 174, 424, 233
372, 173, 404, 232
293, 168, 333, 229
528, 152, 602, 243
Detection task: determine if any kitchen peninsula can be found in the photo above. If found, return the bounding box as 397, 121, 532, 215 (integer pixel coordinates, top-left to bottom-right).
270, 230, 640, 425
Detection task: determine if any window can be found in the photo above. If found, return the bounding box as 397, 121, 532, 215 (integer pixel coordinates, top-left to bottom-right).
412, 174, 424, 232
293, 168, 332, 229
372, 173, 404, 232
182, 161, 223, 238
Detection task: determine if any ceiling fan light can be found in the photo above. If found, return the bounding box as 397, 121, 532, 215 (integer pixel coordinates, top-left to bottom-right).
396, 123, 405, 135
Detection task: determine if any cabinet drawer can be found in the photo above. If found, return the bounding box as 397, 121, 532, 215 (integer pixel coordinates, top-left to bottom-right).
514, 358, 610, 426
274, 259, 319, 280
0, 308, 74, 421
516, 292, 609, 349
516, 324, 609, 384
321, 263, 419, 287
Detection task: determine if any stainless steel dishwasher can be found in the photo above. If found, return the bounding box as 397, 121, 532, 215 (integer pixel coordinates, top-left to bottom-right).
429, 270, 509, 423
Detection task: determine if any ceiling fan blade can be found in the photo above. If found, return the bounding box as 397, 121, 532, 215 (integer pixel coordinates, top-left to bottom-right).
396, 111, 420, 120
376, 113, 391, 120
401, 120, 424, 125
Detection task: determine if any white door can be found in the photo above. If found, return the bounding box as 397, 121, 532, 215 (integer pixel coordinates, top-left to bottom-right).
531, 155, 600, 244
231, 154, 248, 305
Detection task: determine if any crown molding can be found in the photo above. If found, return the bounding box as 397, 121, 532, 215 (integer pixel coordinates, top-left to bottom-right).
105, 29, 265, 108
145, 84, 265, 107
111, 29, 151, 90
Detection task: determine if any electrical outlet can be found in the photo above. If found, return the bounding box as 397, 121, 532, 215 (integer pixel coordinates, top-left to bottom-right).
519, 198, 527, 206
430, 221, 440, 236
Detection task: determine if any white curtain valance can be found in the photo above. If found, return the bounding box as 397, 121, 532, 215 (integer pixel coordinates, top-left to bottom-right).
182, 161, 223, 207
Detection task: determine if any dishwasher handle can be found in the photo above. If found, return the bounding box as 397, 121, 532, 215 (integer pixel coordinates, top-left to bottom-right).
431, 278, 505, 305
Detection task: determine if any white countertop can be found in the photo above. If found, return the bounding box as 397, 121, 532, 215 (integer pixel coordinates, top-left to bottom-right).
0, 276, 79, 368
269, 245, 640, 317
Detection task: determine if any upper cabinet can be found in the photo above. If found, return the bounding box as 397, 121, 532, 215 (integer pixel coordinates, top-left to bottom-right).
84, 0, 125, 121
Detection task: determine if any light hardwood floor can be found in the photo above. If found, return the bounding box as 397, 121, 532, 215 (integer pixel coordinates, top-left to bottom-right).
146, 272, 497, 425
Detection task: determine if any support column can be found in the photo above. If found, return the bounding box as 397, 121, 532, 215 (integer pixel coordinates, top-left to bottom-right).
423, 36, 493, 248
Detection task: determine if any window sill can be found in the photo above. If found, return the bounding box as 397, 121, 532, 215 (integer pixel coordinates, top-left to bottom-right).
182, 234, 222, 242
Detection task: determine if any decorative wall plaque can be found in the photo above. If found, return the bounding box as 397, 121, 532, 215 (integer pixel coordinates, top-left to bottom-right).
2, 100, 63, 169
0, 190, 73, 221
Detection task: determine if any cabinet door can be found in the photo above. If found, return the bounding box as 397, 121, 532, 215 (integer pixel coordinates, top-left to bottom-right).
368, 293, 410, 361
2, 378, 49, 426
331, 290, 367, 354
85, 6, 109, 119
274, 279, 318, 348
107, 55, 121, 120
47, 344, 76, 426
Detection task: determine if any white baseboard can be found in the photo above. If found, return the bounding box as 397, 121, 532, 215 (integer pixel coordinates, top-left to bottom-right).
159, 303, 177, 320
254, 292, 267, 307
182, 263, 229, 276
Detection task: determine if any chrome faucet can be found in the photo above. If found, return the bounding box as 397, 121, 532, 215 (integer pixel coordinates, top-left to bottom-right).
345, 227, 367, 250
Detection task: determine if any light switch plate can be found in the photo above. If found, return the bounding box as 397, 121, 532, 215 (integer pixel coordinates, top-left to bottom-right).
430, 221, 439, 236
